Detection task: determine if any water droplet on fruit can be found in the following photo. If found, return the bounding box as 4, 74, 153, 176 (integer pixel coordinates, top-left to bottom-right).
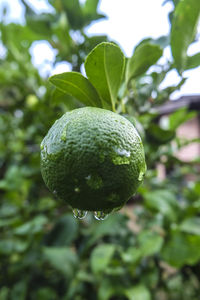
138, 166, 146, 182
112, 148, 131, 165
116, 148, 130, 157
73, 209, 87, 219
138, 170, 144, 181
94, 211, 108, 220
40, 144, 44, 150
61, 132, 67, 142
61, 125, 68, 142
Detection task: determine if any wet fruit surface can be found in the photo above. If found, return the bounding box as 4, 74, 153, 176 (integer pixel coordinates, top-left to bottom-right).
41, 107, 146, 213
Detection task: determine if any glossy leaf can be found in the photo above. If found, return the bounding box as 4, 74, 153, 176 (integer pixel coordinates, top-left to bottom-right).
14, 215, 48, 235
138, 230, 164, 256
63, 0, 83, 29
26, 14, 53, 37
161, 232, 200, 267
121, 248, 141, 264
169, 107, 197, 130
86, 214, 127, 247
44, 214, 79, 246
158, 77, 187, 100
83, 0, 99, 15
49, 72, 102, 107
43, 247, 78, 276
10, 281, 27, 300
147, 124, 175, 144
180, 217, 200, 235
133, 36, 169, 49
126, 43, 163, 82
170, 0, 200, 72
51, 88, 82, 110
32, 288, 57, 300
0, 204, 19, 217
125, 285, 151, 300
0, 287, 9, 300
144, 190, 178, 221
0, 239, 29, 254
186, 52, 200, 70
90, 244, 116, 273
98, 279, 121, 300
82, 0, 105, 25
85, 42, 125, 111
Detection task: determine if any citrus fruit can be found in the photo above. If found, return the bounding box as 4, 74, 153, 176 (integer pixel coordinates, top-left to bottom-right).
40, 107, 146, 217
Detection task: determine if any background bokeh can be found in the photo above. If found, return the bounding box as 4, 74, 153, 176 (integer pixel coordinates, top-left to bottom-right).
0, 0, 200, 299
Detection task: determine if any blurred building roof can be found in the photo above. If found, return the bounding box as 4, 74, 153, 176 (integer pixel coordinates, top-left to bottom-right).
157, 95, 200, 116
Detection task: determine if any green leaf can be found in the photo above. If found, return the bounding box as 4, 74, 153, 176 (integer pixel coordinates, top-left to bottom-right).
86, 214, 127, 247
26, 14, 53, 37
158, 77, 187, 99
49, 72, 102, 107
144, 190, 178, 221
0, 287, 9, 300
126, 43, 163, 82
51, 88, 81, 110
186, 52, 200, 70
0, 217, 19, 228
43, 247, 78, 276
0, 239, 29, 254
37, 197, 56, 211
0, 23, 43, 50
125, 285, 151, 300
170, 0, 200, 72
90, 244, 116, 273
83, 0, 99, 15
82, 0, 106, 26
14, 215, 48, 235
10, 281, 27, 300
121, 248, 141, 264
98, 279, 122, 300
133, 36, 169, 49
138, 230, 164, 256
147, 124, 175, 144
180, 217, 200, 235
169, 107, 197, 130
85, 42, 125, 111
161, 232, 200, 267
44, 214, 79, 246
0, 204, 19, 217
33, 288, 57, 300
62, 0, 84, 29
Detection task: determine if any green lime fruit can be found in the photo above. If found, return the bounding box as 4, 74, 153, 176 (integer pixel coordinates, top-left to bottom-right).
41, 107, 146, 216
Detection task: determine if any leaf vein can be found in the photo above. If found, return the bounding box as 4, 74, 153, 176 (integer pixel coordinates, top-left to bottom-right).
52, 78, 94, 106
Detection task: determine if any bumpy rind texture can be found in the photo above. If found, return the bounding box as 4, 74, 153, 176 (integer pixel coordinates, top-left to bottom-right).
41, 107, 146, 211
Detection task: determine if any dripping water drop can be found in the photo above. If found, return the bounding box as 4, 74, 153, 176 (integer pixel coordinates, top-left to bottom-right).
94, 211, 108, 221
73, 209, 87, 219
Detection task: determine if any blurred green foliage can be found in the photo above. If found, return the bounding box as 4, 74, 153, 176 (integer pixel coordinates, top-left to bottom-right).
0, 0, 200, 299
